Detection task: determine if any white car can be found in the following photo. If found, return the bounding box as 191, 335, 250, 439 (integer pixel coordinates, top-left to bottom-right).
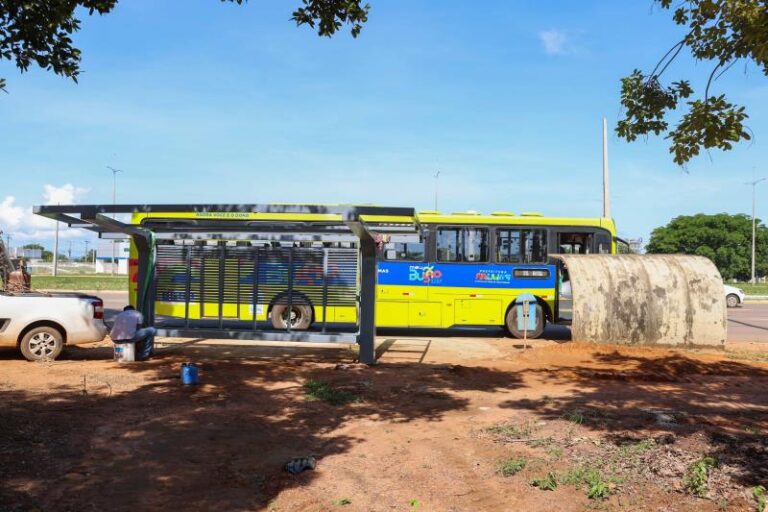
0, 291, 108, 361
725, 285, 746, 308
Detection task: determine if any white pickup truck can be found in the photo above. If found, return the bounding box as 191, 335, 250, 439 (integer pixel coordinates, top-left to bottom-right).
0, 292, 108, 361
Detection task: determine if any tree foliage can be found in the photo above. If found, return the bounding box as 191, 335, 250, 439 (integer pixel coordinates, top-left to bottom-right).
0, 0, 369, 91
617, 0, 767, 165
646, 213, 768, 280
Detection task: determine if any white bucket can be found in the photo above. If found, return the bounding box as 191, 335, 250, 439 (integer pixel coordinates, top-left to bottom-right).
113, 342, 136, 363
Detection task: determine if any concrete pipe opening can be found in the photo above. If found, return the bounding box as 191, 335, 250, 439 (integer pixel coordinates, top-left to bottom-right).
552, 254, 726, 347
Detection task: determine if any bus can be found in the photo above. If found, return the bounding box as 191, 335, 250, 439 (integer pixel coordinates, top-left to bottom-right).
129, 209, 617, 338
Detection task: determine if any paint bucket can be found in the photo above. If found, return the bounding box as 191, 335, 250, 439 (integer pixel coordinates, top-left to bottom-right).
181, 362, 199, 385
113, 342, 136, 363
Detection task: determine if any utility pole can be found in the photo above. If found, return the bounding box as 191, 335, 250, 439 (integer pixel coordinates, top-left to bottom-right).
433, 170, 441, 211
53, 212, 60, 277
602, 117, 611, 219
748, 175, 766, 284
106, 166, 124, 275
84, 240, 90, 265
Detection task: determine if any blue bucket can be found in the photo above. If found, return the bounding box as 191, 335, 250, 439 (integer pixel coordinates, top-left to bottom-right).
181, 363, 199, 385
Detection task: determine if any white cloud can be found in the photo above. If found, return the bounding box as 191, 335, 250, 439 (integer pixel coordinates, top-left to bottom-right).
0, 184, 90, 244
43, 184, 88, 206
538, 29, 570, 56
0, 197, 25, 228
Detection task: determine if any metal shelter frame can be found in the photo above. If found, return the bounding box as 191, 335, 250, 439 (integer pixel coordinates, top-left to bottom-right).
34, 204, 417, 364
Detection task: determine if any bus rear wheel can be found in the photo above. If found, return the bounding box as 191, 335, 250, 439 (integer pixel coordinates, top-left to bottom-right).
505, 304, 545, 339
270, 304, 313, 330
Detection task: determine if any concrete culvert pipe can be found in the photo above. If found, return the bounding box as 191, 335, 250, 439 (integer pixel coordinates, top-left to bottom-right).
552, 254, 726, 347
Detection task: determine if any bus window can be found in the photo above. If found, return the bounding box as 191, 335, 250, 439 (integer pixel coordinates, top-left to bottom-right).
596, 232, 612, 254
497, 229, 522, 263
557, 233, 593, 254
464, 228, 488, 262
523, 229, 548, 262
497, 228, 547, 263
437, 227, 489, 263
382, 238, 425, 261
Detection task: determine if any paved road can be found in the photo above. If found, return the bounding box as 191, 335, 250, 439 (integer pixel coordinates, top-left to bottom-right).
97, 290, 768, 343
727, 303, 768, 343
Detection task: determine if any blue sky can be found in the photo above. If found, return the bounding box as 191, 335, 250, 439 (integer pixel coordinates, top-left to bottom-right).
1, 0, 767, 254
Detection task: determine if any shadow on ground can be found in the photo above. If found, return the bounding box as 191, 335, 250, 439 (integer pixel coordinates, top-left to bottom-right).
502, 349, 768, 488
0, 343, 525, 511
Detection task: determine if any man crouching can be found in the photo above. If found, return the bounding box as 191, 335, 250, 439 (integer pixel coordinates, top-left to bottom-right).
110, 305, 156, 360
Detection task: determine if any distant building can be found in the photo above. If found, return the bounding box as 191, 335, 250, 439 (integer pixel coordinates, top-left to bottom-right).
10, 247, 43, 260
628, 238, 644, 254
95, 240, 129, 274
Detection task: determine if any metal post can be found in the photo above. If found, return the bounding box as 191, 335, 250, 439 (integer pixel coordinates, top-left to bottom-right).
184, 246, 192, 328
107, 166, 123, 275
133, 233, 152, 317
236, 251, 241, 321
748, 176, 766, 284
286, 248, 294, 332
218, 243, 225, 329
252, 248, 260, 332
602, 117, 611, 219
522, 299, 529, 350
53, 216, 59, 277
357, 236, 377, 364
200, 250, 206, 317
321, 248, 329, 333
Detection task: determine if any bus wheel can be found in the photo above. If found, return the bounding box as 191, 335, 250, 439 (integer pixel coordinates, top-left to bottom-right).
505, 304, 545, 339
271, 304, 313, 330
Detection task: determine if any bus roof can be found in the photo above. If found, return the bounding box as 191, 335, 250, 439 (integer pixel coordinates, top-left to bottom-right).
131, 209, 616, 235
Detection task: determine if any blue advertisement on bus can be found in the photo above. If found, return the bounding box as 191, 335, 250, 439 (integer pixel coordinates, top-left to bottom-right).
377, 261, 555, 289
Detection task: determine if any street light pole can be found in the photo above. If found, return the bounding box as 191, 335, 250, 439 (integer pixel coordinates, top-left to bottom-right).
748, 176, 766, 284
106, 166, 124, 275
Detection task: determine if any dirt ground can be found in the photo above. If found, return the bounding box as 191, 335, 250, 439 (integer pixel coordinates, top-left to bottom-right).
1, 335, 768, 512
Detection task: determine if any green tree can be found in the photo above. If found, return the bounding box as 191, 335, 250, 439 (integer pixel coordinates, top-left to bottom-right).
617, 1, 767, 165
0, 0, 369, 91
646, 213, 768, 280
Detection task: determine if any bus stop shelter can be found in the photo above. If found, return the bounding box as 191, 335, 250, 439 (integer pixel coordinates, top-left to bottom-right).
34, 204, 417, 364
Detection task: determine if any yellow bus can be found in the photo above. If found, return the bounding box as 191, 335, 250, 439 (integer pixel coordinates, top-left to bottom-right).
129, 210, 617, 338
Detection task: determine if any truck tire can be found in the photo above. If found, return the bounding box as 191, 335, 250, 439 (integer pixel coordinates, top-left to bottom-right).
505, 304, 545, 339
270, 304, 313, 330
20, 326, 64, 361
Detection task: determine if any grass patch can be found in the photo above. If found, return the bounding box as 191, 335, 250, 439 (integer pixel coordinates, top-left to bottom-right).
332, 498, 352, 506
409, 499, 421, 509
563, 408, 585, 424
730, 283, 768, 295
485, 419, 537, 440
545, 445, 563, 460
31, 274, 127, 291
496, 456, 527, 477
753, 485, 767, 512
303, 380, 361, 405
530, 472, 558, 491
561, 466, 617, 500
726, 351, 768, 364
684, 456, 718, 497
617, 438, 656, 457
527, 437, 556, 448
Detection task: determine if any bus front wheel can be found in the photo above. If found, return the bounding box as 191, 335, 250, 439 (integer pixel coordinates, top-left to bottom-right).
505, 304, 545, 339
